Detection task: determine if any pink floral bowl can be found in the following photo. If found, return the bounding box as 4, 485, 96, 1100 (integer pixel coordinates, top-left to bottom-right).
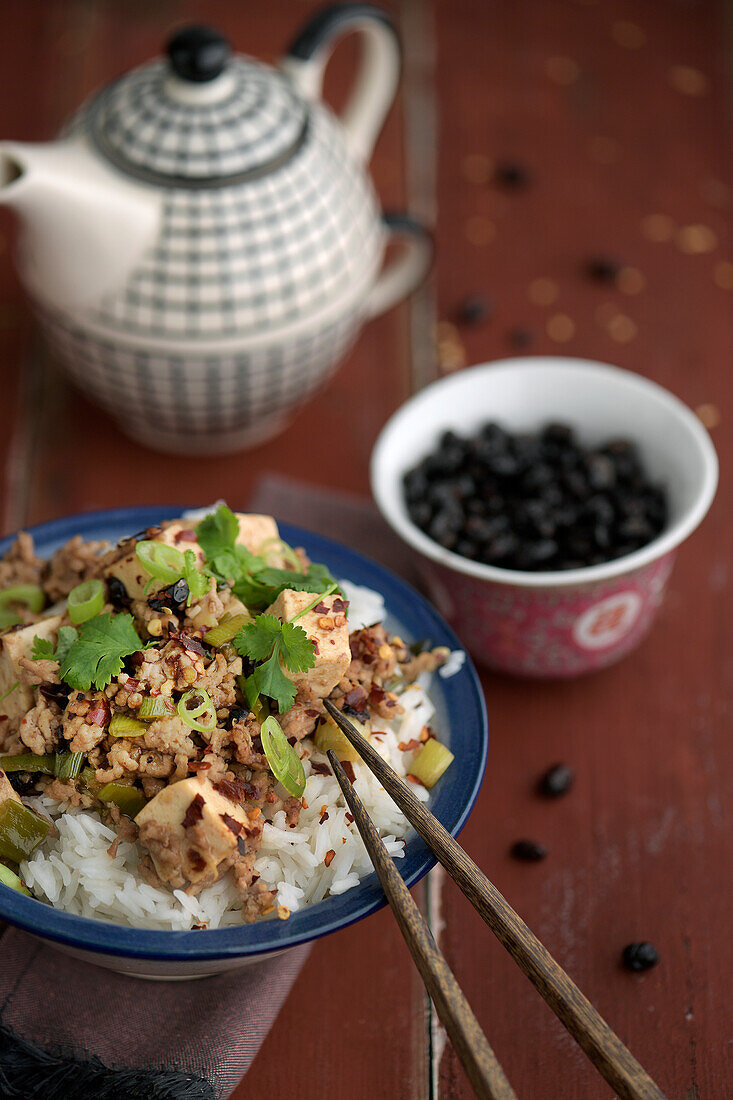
371, 358, 718, 677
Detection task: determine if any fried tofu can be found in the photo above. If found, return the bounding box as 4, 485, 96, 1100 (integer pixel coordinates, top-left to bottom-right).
265, 589, 350, 698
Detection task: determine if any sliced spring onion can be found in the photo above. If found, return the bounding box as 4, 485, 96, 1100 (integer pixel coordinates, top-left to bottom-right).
0, 584, 45, 614
409, 739, 454, 789
0, 584, 46, 629
176, 688, 217, 732
81, 766, 101, 795
135, 541, 185, 587
0, 753, 56, 775
0, 862, 32, 896
260, 715, 305, 798
97, 781, 147, 818
204, 612, 252, 649
109, 713, 147, 738
314, 716, 370, 763
256, 537, 303, 573
67, 578, 105, 624
0, 799, 51, 863
183, 549, 209, 605
54, 751, 85, 779
137, 695, 175, 721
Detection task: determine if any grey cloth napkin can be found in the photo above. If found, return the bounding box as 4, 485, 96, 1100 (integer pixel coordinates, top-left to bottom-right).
0, 478, 405, 1100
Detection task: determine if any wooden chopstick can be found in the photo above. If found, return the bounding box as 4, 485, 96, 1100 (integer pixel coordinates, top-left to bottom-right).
326, 749, 517, 1100
323, 699, 668, 1100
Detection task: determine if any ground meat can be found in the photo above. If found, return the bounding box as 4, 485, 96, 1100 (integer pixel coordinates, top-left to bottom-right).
226, 714, 268, 769
136, 751, 175, 780
0, 532, 45, 589
0, 724, 23, 755
184, 579, 226, 631
105, 801, 140, 842
43, 535, 107, 602
141, 777, 166, 799
64, 713, 108, 754
42, 778, 95, 808
142, 716, 198, 758
17, 656, 59, 685
348, 624, 398, 686
93, 740, 141, 784
137, 821, 185, 888
197, 652, 241, 709
279, 690, 323, 742
283, 796, 302, 828
18, 696, 61, 755
239, 879, 277, 923
397, 648, 449, 683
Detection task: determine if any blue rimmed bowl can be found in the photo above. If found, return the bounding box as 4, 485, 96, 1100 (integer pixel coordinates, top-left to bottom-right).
0, 507, 488, 978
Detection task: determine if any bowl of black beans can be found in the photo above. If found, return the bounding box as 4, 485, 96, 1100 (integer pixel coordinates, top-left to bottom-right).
371, 358, 718, 676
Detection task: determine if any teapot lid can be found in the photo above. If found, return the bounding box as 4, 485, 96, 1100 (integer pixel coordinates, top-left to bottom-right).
87, 25, 307, 187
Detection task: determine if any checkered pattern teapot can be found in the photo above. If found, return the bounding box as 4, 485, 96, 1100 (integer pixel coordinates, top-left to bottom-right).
0, 9, 431, 454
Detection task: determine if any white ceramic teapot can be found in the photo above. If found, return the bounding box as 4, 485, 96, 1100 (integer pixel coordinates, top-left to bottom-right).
0, 8, 431, 454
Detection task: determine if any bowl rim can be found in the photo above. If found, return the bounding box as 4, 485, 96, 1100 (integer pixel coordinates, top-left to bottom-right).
371, 357, 719, 589
0, 506, 488, 961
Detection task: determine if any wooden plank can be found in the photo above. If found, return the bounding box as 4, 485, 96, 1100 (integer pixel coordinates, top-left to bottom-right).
432, 0, 731, 1096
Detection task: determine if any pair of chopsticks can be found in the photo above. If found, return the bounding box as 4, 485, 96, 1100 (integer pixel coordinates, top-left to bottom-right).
322, 699, 667, 1100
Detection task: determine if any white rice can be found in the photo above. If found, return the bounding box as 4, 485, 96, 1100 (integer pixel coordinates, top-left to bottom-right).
19, 580, 458, 932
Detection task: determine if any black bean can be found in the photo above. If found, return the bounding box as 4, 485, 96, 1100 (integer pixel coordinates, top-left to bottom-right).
511, 839, 547, 862
539, 763, 574, 797
225, 706, 250, 729
455, 294, 493, 326
585, 255, 622, 282
586, 453, 616, 491
108, 576, 131, 608
408, 501, 433, 528
148, 578, 189, 612
495, 160, 532, 189
507, 325, 536, 348
622, 942, 659, 972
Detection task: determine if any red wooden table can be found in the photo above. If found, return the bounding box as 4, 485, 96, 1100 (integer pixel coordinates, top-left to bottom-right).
0, 2, 730, 1097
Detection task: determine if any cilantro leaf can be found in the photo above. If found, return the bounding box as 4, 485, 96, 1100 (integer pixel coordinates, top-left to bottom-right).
245, 658, 298, 714
278, 620, 317, 673
31, 625, 78, 664
59, 613, 145, 691
235, 614, 283, 662
234, 613, 315, 713
31, 636, 54, 661
54, 626, 79, 665
196, 505, 240, 561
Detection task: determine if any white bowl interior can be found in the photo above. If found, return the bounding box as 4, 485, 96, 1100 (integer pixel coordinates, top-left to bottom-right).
372, 358, 718, 586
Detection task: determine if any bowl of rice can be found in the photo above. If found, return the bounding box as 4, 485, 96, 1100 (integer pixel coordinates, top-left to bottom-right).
0, 506, 487, 979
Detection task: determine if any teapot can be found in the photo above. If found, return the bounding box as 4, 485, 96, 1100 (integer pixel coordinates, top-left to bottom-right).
0, 7, 431, 454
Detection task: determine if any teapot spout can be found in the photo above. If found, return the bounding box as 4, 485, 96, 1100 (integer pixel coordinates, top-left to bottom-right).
0, 138, 159, 312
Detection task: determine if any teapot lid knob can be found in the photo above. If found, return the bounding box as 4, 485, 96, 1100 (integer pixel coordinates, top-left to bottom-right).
166, 25, 231, 82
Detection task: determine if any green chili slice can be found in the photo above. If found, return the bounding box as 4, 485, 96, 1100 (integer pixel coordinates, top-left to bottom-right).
109, 714, 147, 738
67, 578, 105, 625
137, 695, 175, 721
0, 584, 46, 629
54, 751, 85, 779
135, 541, 185, 587
0, 800, 51, 863
176, 688, 217, 732
260, 715, 305, 798
97, 782, 147, 818
0, 862, 31, 896
0, 753, 56, 775
204, 613, 252, 649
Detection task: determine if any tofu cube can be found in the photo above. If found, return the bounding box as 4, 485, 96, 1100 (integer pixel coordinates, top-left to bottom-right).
235, 513, 280, 556
135, 775, 251, 886
105, 523, 204, 602
0, 616, 63, 721
265, 589, 350, 698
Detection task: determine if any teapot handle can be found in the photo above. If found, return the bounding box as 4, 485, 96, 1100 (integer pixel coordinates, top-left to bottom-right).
365, 212, 433, 318
282, 3, 401, 163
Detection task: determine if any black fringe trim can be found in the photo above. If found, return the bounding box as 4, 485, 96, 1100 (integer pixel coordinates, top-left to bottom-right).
0, 1023, 216, 1099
